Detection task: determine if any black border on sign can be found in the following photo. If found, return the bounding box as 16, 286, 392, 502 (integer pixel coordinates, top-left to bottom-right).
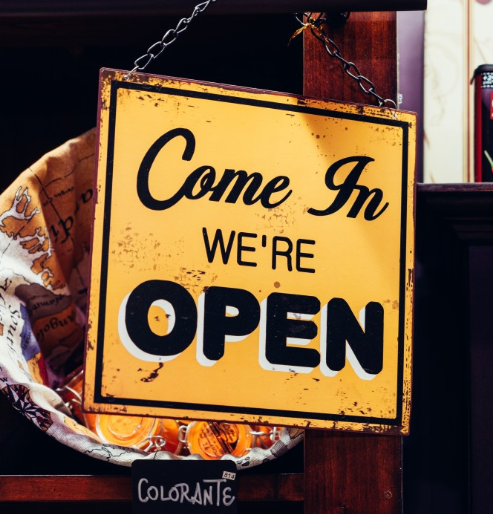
93, 77, 410, 427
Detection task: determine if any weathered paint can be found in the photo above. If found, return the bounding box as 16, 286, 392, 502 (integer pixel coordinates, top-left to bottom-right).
83, 68, 416, 434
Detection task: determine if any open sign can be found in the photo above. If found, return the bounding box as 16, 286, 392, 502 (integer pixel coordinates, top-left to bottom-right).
120, 281, 385, 379
83, 69, 415, 434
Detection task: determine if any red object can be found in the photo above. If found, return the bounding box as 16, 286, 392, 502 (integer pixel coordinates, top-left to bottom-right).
474, 65, 493, 182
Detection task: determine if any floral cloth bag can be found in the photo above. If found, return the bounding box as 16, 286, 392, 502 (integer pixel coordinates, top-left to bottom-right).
0, 129, 303, 467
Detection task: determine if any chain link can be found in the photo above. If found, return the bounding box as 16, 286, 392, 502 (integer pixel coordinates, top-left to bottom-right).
128, 0, 217, 75
295, 13, 396, 108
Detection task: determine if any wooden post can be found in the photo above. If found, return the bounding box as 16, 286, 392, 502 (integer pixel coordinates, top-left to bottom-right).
303, 12, 397, 102
303, 12, 402, 514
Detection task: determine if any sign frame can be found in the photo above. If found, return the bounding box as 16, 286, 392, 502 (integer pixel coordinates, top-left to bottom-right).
83, 68, 415, 435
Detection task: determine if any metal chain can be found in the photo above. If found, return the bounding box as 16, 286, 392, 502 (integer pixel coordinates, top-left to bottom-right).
128, 0, 217, 75
126, 3, 395, 109
295, 13, 397, 108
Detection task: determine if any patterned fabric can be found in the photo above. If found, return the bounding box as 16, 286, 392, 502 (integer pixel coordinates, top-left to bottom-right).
0, 130, 303, 468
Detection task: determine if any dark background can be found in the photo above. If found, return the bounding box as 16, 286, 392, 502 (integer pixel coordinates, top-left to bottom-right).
0, 13, 303, 195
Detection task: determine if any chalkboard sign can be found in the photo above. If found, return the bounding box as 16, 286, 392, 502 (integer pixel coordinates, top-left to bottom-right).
132, 460, 238, 514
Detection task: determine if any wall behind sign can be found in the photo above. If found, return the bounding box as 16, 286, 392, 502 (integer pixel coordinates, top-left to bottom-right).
423, 0, 493, 183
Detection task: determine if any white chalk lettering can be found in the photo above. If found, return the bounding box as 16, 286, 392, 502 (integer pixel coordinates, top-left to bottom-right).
222, 487, 235, 507
203, 485, 213, 506
138, 478, 149, 503
203, 479, 226, 507
137, 478, 236, 507
147, 485, 159, 501
192, 482, 203, 505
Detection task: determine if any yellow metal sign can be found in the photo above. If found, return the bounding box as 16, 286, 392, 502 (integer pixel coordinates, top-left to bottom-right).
83, 68, 415, 434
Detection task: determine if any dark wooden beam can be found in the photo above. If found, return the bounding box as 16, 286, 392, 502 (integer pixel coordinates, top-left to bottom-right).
0, 473, 304, 502
303, 11, 403, 514
304, 431, 402, 514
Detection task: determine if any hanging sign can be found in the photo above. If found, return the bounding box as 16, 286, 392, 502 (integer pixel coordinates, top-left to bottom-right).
83, 68, 416, 434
